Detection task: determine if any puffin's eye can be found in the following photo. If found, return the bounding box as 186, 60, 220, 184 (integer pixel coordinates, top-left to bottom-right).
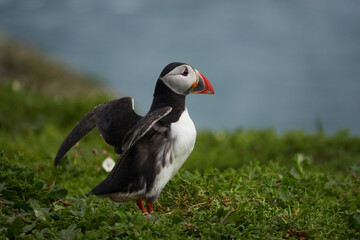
182, 68, 189, 76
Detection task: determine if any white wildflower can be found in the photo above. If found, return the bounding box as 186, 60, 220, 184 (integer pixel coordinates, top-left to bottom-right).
11, 81, 22, 92
296, 153, 312, 163
102, 157, 115, 172
297, 153, 305, 164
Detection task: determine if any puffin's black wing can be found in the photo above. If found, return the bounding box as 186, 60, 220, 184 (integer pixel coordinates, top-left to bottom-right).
54, 97, 141, 166
122, 106, 172, 150
109, 106, 172, 179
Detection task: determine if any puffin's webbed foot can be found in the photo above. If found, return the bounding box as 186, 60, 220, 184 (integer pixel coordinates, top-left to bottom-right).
136, 200, 149, 214
136, 200, 154, 214
146, 201, 154, 214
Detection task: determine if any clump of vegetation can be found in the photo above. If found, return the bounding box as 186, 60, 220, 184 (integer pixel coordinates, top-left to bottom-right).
0, 151, 178, 239
0, 151, 68, 239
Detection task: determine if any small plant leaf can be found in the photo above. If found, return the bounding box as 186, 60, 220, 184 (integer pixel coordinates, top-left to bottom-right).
29, 198, 47, 221
278, 186, 293, 202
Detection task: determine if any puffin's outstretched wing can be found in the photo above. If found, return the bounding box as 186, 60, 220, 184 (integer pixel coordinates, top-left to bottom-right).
109, 106, 172, 180
54, 97, 141, 166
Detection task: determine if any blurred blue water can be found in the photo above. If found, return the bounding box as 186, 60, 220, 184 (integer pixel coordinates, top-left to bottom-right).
1, 0, 359, 134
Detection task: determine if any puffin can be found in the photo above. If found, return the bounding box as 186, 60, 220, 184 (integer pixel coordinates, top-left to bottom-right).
54, 62, 214, 214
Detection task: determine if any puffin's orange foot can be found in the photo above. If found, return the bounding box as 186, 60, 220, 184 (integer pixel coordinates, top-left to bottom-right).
136, 200, 149, 214
146, 201, 154, 214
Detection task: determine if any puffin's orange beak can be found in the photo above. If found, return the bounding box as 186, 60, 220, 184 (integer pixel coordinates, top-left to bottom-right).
190, 69, 214, 94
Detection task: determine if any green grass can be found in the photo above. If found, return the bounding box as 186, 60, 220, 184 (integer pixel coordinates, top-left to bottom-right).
0, 39, 360, 238
187, 128, 360, 173
1, 149, 360, 239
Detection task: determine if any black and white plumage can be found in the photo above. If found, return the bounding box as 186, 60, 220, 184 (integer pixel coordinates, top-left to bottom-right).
54, 62, 214, 214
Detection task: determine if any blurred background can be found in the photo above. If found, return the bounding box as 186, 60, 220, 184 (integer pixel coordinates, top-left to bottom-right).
0, 0, 359, 134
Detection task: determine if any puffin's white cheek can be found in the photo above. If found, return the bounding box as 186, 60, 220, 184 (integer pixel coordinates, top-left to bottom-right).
165, 77, 192, 95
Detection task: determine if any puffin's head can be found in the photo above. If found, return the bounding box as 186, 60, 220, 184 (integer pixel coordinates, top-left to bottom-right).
159, 62, 214, 95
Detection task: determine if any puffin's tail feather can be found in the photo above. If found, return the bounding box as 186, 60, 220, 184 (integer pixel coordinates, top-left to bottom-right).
54, 110, 96, 166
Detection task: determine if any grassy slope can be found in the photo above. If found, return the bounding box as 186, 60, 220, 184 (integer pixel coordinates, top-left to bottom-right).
1, 145, 360, 239
186, 129, 360, 173
0, 37, 360, 239
0, 33, 106, 97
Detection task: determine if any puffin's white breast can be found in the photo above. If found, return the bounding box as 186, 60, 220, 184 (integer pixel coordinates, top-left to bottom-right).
169, 108, 196, 173
147, 108, 196, 199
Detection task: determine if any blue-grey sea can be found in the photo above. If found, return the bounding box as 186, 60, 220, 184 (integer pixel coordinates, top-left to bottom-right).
0, 0, 359, 134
